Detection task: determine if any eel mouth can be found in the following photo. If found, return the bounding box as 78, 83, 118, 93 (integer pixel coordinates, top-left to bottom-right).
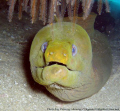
38, 61, 73, 71
46, 61, 72, 71
47, 62, 66, 66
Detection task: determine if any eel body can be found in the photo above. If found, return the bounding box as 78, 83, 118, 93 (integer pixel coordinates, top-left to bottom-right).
30, 21, 112, 101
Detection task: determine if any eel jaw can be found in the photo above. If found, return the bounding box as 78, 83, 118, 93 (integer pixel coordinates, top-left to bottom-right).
46, 83, 73, 90
47, 62, 73, 89
38, 61, 81, 89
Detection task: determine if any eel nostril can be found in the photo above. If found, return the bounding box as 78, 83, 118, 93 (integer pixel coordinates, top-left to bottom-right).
49, 52, 54, 55
63, 53, 66, 57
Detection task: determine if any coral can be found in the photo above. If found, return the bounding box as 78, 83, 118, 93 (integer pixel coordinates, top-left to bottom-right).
7, 0, 110, 24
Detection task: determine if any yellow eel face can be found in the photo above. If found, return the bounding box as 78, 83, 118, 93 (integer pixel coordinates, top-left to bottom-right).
30, 22, 93, 101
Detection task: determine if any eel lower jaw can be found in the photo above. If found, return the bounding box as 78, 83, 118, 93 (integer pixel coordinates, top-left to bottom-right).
36, 61, 81, 88
46, 83, 73, 90
43, 62, 79, 90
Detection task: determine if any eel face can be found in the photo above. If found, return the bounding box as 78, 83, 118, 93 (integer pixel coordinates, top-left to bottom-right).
29, 22, 111, 101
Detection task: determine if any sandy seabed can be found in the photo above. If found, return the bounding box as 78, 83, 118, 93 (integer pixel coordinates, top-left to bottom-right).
0, 9, 120, 111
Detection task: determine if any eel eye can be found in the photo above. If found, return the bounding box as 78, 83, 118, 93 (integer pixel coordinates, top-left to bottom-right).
72, 44, 77, 56
41, 42, 48, 52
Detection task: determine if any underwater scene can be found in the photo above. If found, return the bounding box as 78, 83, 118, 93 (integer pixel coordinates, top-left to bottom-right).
0, 0, 120, 110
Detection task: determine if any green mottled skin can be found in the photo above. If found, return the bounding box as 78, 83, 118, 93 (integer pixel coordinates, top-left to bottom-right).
30, 22, 112, 101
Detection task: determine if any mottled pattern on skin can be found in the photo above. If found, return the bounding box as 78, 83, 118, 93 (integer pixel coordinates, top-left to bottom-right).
30, 22, 112, 101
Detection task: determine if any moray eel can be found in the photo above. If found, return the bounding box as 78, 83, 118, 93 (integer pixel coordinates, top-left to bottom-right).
30, 22, 112, 101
